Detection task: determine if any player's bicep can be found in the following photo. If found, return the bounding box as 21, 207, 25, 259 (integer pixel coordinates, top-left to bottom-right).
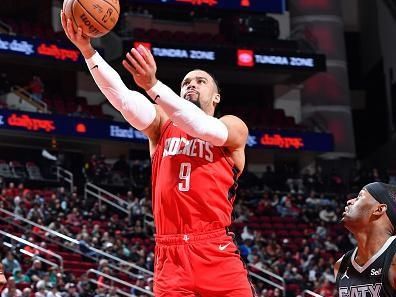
142, 105, 169, 145
220, 115, 248, 150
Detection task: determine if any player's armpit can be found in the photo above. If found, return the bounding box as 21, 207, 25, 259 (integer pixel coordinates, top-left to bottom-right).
142, 105, 169, 147
220, 115, 249, 150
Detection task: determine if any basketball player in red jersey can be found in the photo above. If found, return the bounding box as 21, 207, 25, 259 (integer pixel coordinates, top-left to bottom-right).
61, 11, 256, 297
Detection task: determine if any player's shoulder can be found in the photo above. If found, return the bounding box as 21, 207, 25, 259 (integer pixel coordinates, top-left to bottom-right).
219, 115, 248, 131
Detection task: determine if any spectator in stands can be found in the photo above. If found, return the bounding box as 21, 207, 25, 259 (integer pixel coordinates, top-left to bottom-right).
47, 266, 60, 287
13, 269, 30, 284
97, 266, 112, 290
249, 254, 267, 272
76, 273, 93, 296
323, 236, 339, 253
27, 203, 45, 222
47, 282, 62, 297
84, 155, 98, 182
57, 187, 67, 201
130, 277, 145, 296
62, 282, 80, 297
233, 201, 249, 223
35, 279, 48, 297
26, 260, 46, 282
276, 196, 300, 217
127, 192, 143, 222
241, 226, 255, 241
283, 265, 304, 284
48, 198, 66, 219
111, 154, 130, 184
1, 251, 21, 275
21, 288, 31, 297
256, 193, 276, 216
286, 176, 304, 194
13, 196, 25, 218
93, 287, 106, 297
1, 277, 22, 297
28, 76, 44, 101
316, 279, 334, 297
66, 208, 82, 227
48, 218, 72, 237
319, 206, 337, 223
96, 155, 110, 184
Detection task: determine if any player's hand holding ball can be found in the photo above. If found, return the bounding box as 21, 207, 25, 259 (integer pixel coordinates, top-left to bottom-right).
62, 0, 119, 38
60, 10, 95, 59
60, 0, 120, 59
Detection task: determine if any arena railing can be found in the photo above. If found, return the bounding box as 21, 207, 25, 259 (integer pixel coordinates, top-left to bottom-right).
10, 85, 48, 113
143, 212, 154, 232
87, 279, 130, 297
247, 263, 286, 297
303, 289, 324, 297
84, 182, 155, 232
56, 166, 74, 192
0, 208, 154, 279
87, 269, 154, 296
84, 182, 129, 214
0, 230, 63, 270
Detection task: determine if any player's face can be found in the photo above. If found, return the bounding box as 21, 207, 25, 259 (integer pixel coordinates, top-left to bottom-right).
180, 70, 220, 112
342, 189, 380, 228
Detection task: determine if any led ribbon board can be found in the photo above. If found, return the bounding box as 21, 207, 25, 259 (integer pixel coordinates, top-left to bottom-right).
130, 41, 326, 71
0, 34, 82, 63
131, 0, 286, 14
0, 110, 333, 152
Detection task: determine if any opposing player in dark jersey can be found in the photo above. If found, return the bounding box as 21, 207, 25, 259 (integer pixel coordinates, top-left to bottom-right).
61, 12, 256, 297
334, 182, 396, 297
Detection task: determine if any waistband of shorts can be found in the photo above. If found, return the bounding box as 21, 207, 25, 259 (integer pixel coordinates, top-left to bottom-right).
155, 228, 228, 245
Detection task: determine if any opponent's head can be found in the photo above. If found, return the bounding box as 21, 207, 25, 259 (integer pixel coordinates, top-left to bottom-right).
180, 69, 220, 115
342, 182, 396, 234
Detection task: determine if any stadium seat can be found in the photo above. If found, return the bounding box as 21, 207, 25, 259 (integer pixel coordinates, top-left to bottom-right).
26, 161, 43, 180
0, 160, 15, 178
9, 160, 27, 179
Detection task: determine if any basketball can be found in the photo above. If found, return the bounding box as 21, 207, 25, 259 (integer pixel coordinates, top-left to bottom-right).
63, 0, 120, 38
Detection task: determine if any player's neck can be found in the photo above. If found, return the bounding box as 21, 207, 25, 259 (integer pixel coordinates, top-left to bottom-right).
354, 227, 392, 264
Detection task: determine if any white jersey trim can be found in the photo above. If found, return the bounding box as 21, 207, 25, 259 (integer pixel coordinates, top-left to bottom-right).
351, 236, 396, 273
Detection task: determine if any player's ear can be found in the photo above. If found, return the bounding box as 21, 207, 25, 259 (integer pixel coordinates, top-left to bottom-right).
373, 204, 387, 216
213, 93, 221, 104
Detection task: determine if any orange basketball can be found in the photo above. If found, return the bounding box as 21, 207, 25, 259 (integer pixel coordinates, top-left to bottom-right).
63, 0, 119, 38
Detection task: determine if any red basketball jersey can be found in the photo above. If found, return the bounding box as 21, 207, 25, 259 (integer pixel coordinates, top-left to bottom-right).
151, 120, 239, 235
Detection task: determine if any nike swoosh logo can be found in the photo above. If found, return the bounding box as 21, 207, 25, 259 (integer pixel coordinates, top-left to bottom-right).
91, 65, 98, 70
219, 242, 232, 251
154, 95, 160, 102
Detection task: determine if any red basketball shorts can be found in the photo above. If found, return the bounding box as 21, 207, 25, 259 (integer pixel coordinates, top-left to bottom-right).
153, 228, 257, 297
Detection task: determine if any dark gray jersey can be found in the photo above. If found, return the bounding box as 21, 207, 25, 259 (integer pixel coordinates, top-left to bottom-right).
336, 236, 396, 297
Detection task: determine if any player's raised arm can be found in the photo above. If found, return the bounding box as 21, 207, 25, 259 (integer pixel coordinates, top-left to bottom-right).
60, 11, 165, 139
123, 45, 248, 149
